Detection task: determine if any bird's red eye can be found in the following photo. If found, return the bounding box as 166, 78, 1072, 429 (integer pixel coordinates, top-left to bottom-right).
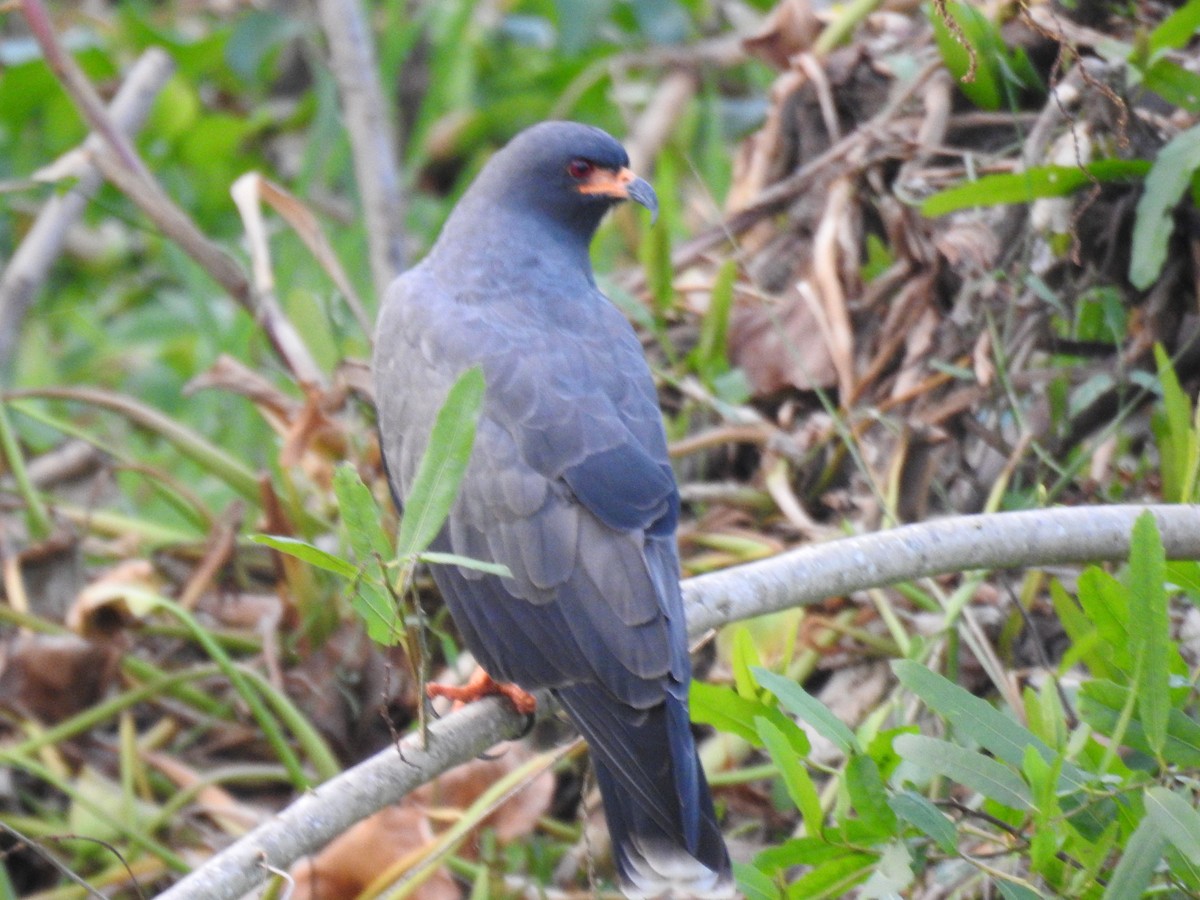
567, 158, 595, 180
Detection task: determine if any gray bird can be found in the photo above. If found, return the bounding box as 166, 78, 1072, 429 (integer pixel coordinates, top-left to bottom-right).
372, 121, 732, 898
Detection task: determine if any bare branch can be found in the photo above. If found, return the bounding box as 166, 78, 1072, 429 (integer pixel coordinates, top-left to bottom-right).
21, 0, 154, 182
0, 48, 173, 376
153, 503, 1200, 900
315, 0, 407, 303
17, 3, 326, 387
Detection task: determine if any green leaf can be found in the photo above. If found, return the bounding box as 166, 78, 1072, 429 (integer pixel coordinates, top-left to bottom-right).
732, 627, 764, 700
690, 681, 809, 755
1148, 0, 1200, 53
249, 534, 359, 579
921, 160, 1149, 217
334, 464, 393, 562
1168, 559, 1200, 596
783, 852, 875, 899
332, 463, 403, 644
756, 716, 823, 839
756, 837, 845, 872
395, 367, 485, 559
1142, 58, 1200, 114
1146, 786, 1200, 864
1103, 814, 1167, 899
845, 754, 897, 833
753, 668, 859, 755
893, 661, 1090, 793
417, 551, 511, 578
894, 734, 1031, 811
734, 862, 783, 900
1049, 578, 1115, 678
1076, 567, 1133, 673
1128, 512, 1170, 757
997, 882, 1044, 900
1077, 680, 1200, 767
929, 2, 1002, 109
889, 790, 957, 854
1131, 123, 1200, 289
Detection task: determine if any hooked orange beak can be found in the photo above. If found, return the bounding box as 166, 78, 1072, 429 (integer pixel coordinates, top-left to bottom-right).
577, 167, 658, 223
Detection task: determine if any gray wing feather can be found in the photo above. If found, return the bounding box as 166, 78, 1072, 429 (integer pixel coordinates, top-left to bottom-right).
373, 266, 685, 707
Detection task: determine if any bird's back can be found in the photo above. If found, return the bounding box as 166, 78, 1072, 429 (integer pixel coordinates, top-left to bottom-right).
372, 121, 732, 898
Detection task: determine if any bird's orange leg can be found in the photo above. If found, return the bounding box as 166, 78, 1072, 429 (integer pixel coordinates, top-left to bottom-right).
426, 667, 538, 715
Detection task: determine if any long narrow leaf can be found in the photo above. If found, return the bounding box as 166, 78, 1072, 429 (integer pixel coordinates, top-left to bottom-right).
395, 367, 485, 559
1146, 786, 1200, 864
756, 716, 823, 839
894, 660, 1090, 792
1078, 680, 1200, 767
894, 734, 1031, 811
1103, 814, 1167, 898
1131, 124, 1200, 289
753, 667, 859, 755
249, 534, 359, 579
922, 160, 1149, 217
1128, 512, 1169, 757
334, 463, 403, 642
1149, 0, 1200, 53
889, 790, 957, 854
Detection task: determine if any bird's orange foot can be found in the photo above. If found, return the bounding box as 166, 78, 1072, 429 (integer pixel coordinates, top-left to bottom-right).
426, 667, 538, 715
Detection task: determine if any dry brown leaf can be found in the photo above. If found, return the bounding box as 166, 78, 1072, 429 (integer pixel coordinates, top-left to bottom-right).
742, 0, 821, 70
290, 805, 457, 900
891, 307, 939, 399
972, 328, 995, 389
290, 742, 554, 899
67, 558, 162, 638
285, 622, 415, 759
0, 633, 120, 723
729, 291, 839, 395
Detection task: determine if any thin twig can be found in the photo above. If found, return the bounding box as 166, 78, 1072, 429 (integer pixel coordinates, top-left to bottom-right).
20, 0, 153, 181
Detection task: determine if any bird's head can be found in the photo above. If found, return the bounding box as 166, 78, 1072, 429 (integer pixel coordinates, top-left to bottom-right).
474, 122, 658, 238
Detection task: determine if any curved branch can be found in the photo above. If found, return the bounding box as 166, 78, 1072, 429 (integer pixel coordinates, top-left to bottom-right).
153, 504, 1200, 900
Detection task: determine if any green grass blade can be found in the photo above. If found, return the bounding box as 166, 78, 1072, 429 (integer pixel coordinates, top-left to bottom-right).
8, 387, 262, 504
134, 591, 309, 788
235, 665, 341, 782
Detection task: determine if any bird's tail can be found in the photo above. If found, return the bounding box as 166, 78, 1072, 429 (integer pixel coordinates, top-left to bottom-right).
555, 683, 732, 898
